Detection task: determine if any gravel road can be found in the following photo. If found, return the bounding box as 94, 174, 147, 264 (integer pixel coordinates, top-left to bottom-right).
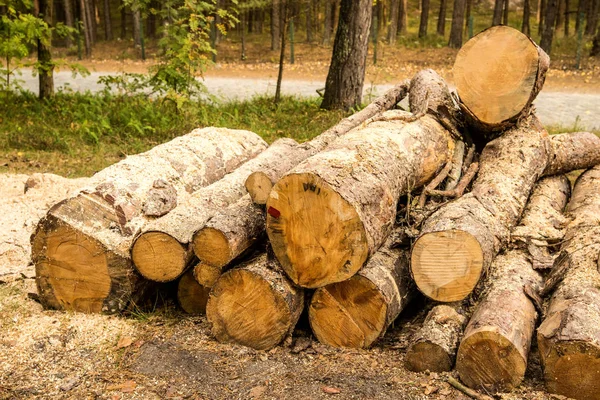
18, 71, 600, 130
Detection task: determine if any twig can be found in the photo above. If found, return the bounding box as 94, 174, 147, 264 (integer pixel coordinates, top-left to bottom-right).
418, 162, 453, 208
427, 162, 479, 199
446, 376, 494, 400
463, 145, 475, 173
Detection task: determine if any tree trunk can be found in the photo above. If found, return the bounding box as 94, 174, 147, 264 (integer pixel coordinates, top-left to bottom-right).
503, 0, 509, 24
522, 0, 531, 35
90, 0, 97, 43
309, 233, 415, 348
405, 304, 468, 372
321, 0, 372, 110
465, 0, 472, 34
419, 0, 430, 37
555, 0, 564, 30
564, 0, 570, 35
206, 254, 304, 351
177, 269, 210, 314
399, 0, 408, 33
540, 0, 559, 53
456, 175, 570, 393
449, 0, 467, 48
271, 0, 280, 50
453, 26, 549, 135
438, 0, 448, 35
103, 0, 112, 40
37, 0, 54, 99
306, 0, 312, 42
120, 0, 126, 39
586, 0, 600, 35
32, 128, 267, 313
146, 5, 156, 38
387, 0, 399, 44
267, 112, 455, 289
411, 124, 600, 303
63, 0, 74, 47
323, 0, 333, 44
593, 24, 600, 56
493, 0, 504, 25
538, 0, 546, 34
537, 166, 600, 400
576, 0, 586, 32
80, 0, 92, 56
131, 138, 298, 283
132, 8, 141, 47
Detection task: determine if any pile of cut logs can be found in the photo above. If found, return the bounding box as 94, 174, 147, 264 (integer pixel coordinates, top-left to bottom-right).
31, 26, 600, 400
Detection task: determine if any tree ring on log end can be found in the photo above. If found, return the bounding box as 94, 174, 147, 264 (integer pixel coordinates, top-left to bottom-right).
453, 26, 541, 126
193, 228, 231, 268
405, 341, 453, 372
309, 276, 387, 348
456, 330, 526, 393
177, 269, 210, 315
193, 262, 222, 288
33, 221, 111, 313
411, 230, 483, 302
266, 172, 369, 288
245, 172, 273, 205
131, 232, 188, 282
206, 269, 292, 350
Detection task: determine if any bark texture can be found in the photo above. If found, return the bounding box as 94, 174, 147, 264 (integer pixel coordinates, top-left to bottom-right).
419, 0, 431, 37
320, 0, 372, 110
309, 232, 415, 348
267, 112, 455, 288
540, 0, 559, 52
449, 0, 467, 48
206, 254, 304, 350
544, 131, 600, 176
131, 139, 295, 283
37, 0, 54, 99
537, 166, 600, 400
405, 304, 468, 372
32, 128, 266, 313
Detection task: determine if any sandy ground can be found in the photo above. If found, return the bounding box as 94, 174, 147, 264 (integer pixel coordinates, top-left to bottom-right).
0, 173, 555, 400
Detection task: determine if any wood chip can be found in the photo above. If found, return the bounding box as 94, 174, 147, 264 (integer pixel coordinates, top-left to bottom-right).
322, 386, 341, 394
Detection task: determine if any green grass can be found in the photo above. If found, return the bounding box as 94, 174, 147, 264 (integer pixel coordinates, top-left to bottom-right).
0, 91, 346, 177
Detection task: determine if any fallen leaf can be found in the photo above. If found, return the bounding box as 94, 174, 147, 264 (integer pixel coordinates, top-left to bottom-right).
322, 386, 341, 394
117, 336, 133, 349
249, 386, 267, 398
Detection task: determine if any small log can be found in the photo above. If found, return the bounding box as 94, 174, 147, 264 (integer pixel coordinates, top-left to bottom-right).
405, 304, 468, 372
131, 138, 298, 283
544, 131, 600, 176
537, 166, 600, 400
193, 261, 222, 288
177, 269, 210, 315
206, 254, 304, 350
267, 112, 455, 288
32, 128, 267, 313
453, 26, 549, 134
308, 233, 415, 348
245, 81, 410, 205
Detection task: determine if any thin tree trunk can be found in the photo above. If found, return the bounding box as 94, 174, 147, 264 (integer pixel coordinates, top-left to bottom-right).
146, 5, 156, 38
323, 0, 333, 44
419, 0, 430, 37
132, 8, 141, 47
564, 0, 569, 35
586, 0, 599, 35
576, 0, 586, 32
321, 0, 372, 110
438, 0, 448, 35
120, 0, 126, 39
89, 0, 97, 43
493, 0, 504, 25
37, 0, 54, 99
275, 1, 287, 104
272, 0, 281, 50
592, 23, 600, 56
541, 0, 559, 53
539, 0, 546, 34
465, 0, 472, 33
399, 0, 408, 33
306, 0, 312, 42
523, 0, 531, 35
555, 0, 564, 30
449, 0, 467, 47
80, 0, 92, 56
503, 0, 510, 24
388, 0, 399, 43
103, 0, 112, 40
63, 0, 74, 47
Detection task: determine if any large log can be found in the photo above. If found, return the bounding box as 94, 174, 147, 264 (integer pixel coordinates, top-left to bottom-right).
411, 124, 600, 303
308, 231, 415, 348
405, 304, 468, 372
206, 254, 304, 350
32, 128, 267, 313
537, 166, 600, 400
266, 112, 455, 288
455, 174, 571, 393
130, 138, 298, 283
453, 26, 549, 135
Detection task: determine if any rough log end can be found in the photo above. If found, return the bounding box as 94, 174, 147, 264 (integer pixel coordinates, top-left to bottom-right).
177, 269, 210, 314
266, 172, 369, 288
193, 262, 222, 288
411, 230, 484, 302
309, 276, 387, 349
405, 341, 453, 373
245, 172, 274, 205
131, 231, 189, 282
193, 227, 232, 268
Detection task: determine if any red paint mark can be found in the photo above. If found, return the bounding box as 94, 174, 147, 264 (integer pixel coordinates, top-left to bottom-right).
267, 206, 281, 219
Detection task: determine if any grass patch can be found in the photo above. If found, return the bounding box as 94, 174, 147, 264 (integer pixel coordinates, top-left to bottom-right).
0, 91, 346, 177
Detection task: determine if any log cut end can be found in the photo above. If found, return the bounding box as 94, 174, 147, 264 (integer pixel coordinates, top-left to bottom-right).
405, 341, 454, 373
453, 26, 548, 131
266, 173, 369, 288
33, 218, 112, 313
206, 266, 302, 350
193, 261, 222, 288
411, 230, 484, 302
245, 172, 273, 205
193, 228, 231, 268
177, 269, 210, 314
131, 232, 189, 282
456, 330, 526, 393
309, 276, 387, 348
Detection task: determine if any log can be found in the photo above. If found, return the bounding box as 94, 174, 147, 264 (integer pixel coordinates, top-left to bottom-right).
453, 26, 549, 134
411, 123, 600, 303
206, 254, 304, 350
544, 131, 600, 176
130, 138, 298, 283
308, 232, 416, 348
455, 173, 570, 393
193, 261, 223, 288
177, 269, 210, 315
245, 81, 410, 205
405, 304, 468, 372
32, 128, 267, 313
537, 166, 600, 400
267, 112, 455, 288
